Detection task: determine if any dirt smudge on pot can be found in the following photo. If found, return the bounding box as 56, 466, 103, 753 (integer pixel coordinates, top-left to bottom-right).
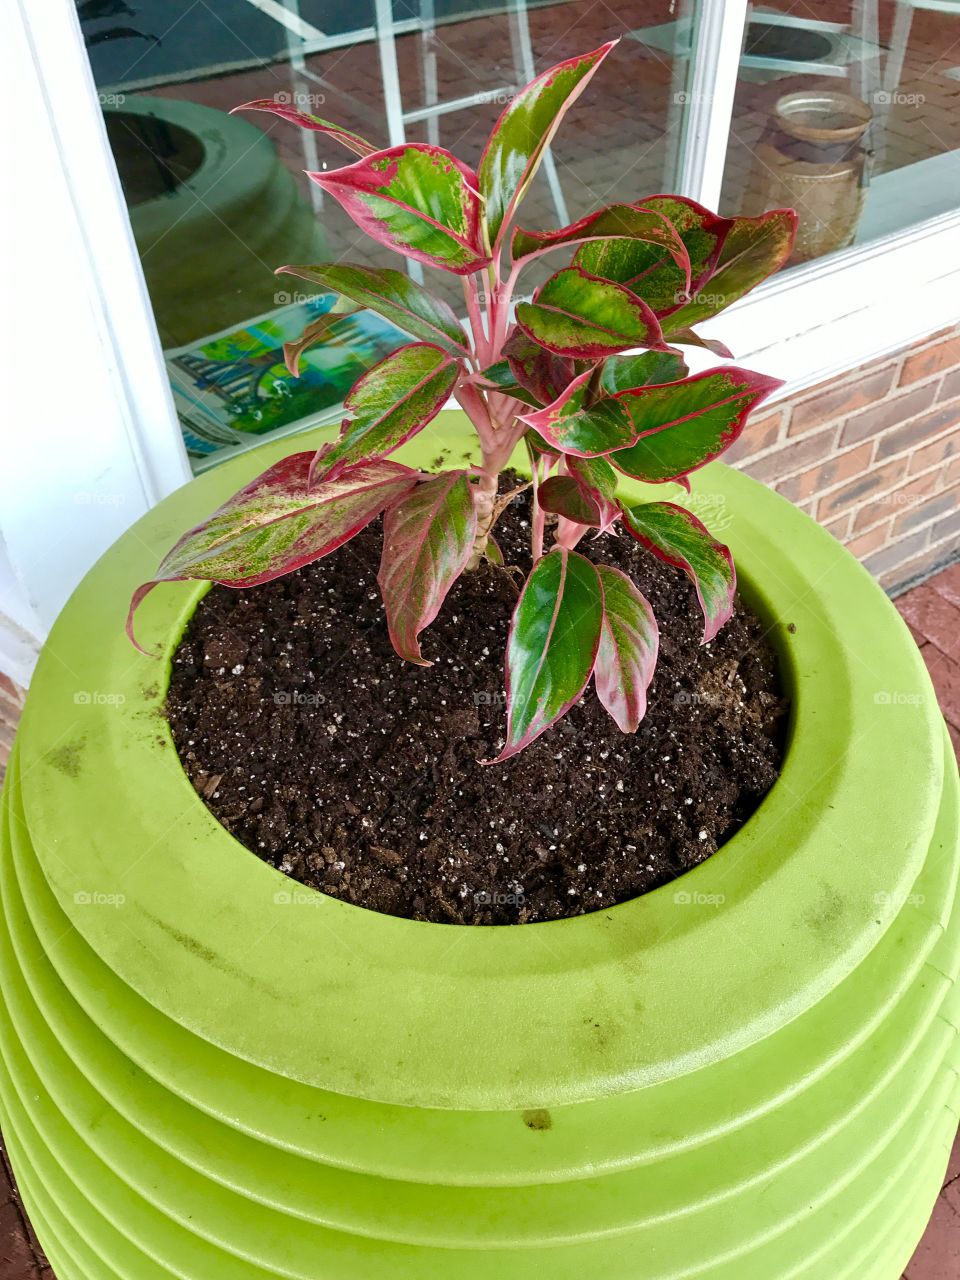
46, 738, 86, 779
522, 1109, 553, 1131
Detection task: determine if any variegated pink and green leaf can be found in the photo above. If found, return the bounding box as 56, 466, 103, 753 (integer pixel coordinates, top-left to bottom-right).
491, 548, 604, 762
574, 194, 729, 314
127, 455, 418, 653
510, 202, 690, 287
610, 366, 782, 482
662, 209, 798, 333
478, 41, 618, 248
231, 100, 377, 156
515, 267, 666, 358
518, 368, 635, 457
668, 328, 734, 360
593, 564, 658, 732
599, 350, 688, 393
277, 262, 469, 354
538, 455, 620, 532
378, 471, 477, 666
501, 329, 583, 406
475, 359, 541, 407
313, 343, 459, 481
283, 311, 357, 376
623, 501, 735, 643
308, 145, 489, 275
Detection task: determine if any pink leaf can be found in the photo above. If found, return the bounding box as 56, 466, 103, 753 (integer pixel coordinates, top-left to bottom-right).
231, 100, 377, 157
127, 455, 418, 655
593, 564, 659, 733
511, 202, 691, 289
307, 146, 490, 275
378, 472, 478, 665
622, 501, 735, 644
479, 41, 619, 249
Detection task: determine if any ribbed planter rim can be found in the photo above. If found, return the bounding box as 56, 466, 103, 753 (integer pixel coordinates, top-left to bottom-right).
16, 414, 943, 1109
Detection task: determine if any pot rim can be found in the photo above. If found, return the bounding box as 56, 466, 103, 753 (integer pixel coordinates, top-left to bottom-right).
13, 413, 944, 1108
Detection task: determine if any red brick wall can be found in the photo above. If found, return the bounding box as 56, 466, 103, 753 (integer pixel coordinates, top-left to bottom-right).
728, 327, 960, 592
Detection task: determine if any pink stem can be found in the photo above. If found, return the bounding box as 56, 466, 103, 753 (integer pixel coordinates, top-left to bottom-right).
454, 381, 497, 454
463, 277, 489, 366
554, 515, 588, 550
531, 489, 545, 561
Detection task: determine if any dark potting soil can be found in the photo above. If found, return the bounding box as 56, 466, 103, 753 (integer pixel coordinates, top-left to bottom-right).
165, 487, 788, 925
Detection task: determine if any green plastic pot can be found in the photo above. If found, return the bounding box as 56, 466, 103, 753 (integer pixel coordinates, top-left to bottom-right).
1, 412, 957, 1279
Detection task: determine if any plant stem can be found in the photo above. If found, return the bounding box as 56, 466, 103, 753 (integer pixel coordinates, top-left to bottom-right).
554, 515, 588, 550
454, 383, 497, 455
463, 277, 489, 366
531, 491, 545, 561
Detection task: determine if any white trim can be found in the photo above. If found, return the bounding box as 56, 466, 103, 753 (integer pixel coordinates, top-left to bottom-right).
0, 0, 190, 678
700, 209, 960, 392
18, 0, 189, 507
677, 0, 749, 208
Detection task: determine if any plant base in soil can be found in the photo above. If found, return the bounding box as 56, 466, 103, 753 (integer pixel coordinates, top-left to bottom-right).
166, 494, 787, 924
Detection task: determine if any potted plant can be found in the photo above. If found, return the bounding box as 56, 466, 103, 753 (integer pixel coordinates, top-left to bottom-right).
2, 41, 957, 1280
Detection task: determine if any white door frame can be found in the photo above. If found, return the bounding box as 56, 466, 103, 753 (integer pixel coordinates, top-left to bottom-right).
1, 0, 190, 682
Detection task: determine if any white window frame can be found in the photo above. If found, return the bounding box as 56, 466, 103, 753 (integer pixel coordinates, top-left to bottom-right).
3, 0, 959, 678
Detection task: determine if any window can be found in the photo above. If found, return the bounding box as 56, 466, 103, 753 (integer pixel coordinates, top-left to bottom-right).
4, 0, 959, 669
78, 0, 709, 469
75, 1, 960, 467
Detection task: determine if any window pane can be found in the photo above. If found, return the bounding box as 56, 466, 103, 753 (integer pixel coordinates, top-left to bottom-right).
80, 0, 698, 469
720, 1, 960, 264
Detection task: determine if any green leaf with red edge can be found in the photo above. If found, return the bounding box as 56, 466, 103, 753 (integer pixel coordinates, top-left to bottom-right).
501, 329, 583, 405
127, 455, 418, 654
490, 548, 604, 762
622, 501, 735, 644
538, 457, 620, 532
510, 203, 690, 287
283, 311, 358, 376
515, 267, 666, 359
378, 471, 477, 666
661, 209, 798, 333
569, 454, 619, 501
478, 41, 618, 249
476, 359, 541, 407
599, 350, 688, 394
574, 194, 729, 314
276, 263, 469, 355
518, 368, 636, 457
594, 564, 658, 732
669, 328, 734, 360
307, 146, 489, 275
231, 100, 377, 157
610, 366, 782, 483
314, 343, 459, 481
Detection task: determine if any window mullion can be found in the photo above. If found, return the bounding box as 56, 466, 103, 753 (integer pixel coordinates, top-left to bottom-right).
677, 0, 748, 210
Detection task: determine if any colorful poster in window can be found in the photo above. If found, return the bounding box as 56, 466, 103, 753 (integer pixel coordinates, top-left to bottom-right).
164, 296, 406, 470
